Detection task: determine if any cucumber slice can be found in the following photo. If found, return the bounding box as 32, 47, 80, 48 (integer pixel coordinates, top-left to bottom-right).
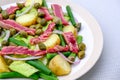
9, 61, 38, 77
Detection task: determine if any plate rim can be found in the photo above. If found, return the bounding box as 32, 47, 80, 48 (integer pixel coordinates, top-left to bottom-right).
1, 0, 103, 80
47, 0, 103, 80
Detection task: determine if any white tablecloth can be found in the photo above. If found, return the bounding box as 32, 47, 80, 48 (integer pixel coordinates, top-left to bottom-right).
73, 0, 120, 80
0, 0, 120, 80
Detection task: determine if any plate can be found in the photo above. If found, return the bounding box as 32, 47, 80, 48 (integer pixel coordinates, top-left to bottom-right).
1, 0, 103, 80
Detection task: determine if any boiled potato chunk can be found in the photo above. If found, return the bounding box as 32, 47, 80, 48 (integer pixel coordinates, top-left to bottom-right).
43, 34, 60, 49
16, 14, 37, 27
63, 25, 77, 37
25, 0, 42, 6
0, 56, 9, 72
48, 55, 71, 76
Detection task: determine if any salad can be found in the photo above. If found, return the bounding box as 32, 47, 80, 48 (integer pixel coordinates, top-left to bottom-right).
0, 0, 86, 80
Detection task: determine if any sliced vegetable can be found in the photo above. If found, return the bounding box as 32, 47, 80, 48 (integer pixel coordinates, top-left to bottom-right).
26, 60, 51, 75
8, 37, 28, 47
63, 25, 77, 37
46, 52, 71, 61
4, 55, 43, 61
43, 34, 60, 49
0, 72, 39, 80
16, 14, 37, 27
9, 61, 38, 77
0, 56, 9, 72
0, 72, 25, 79
48, 55, 71, 76
57, 25, 66, 46
46, 53, 57, 60
66, 5, 76, 26
40, 73, 58, 80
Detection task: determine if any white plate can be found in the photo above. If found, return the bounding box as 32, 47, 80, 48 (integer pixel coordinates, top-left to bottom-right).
1, 0, 103, 80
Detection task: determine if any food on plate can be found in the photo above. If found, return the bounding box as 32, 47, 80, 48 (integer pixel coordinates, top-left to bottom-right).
48, 55, 71, 76
0, 0, 86, 79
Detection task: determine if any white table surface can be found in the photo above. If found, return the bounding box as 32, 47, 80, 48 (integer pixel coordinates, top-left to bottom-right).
72, 0, 120, 80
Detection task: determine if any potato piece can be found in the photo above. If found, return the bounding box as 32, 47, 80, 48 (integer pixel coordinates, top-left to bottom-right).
25, 0, 42, 6
63, 25, 77, 37
48, 55, 71, 76
0, 56, 9, 72
16, 14, 37, 27
43, 34, 60, 49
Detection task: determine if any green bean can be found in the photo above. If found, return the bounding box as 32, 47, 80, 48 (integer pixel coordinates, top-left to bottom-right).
63, 51, 71, 57
57, 25, 66, 46
46, 53, 57, 60
29, 73, 39, 80
66, 5, 76, 27
68, 53, 76, 62
39, 73, 58, 80
77, 35, 83, 44
46, 52, 71, 60
42, 0, 48, 8
8, 37, 28, 47
0, 72, 25, 79
26, 60, 51, 75
0, 72, 39, 80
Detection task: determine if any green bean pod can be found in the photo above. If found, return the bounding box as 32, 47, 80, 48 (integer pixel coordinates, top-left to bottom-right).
8, 37, 28, 47
26, 60, 51, 75
66, 5, 76, 27
42, 0, 48, 8
57, 25, 66, 46
0, 72, 25, 79
39, 73, 58, 80
0, 72, 39, 80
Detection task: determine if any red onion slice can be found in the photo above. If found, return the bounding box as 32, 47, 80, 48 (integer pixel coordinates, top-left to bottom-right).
4, 55, 43, 61
58, 52, 80, 65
